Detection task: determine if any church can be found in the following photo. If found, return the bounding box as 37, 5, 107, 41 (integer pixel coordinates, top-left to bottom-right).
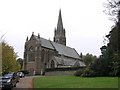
23, 10, 85, 75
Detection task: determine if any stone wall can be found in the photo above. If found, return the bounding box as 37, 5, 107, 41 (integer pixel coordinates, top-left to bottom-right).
45, 67, 85, 76
45, 70, 76, 76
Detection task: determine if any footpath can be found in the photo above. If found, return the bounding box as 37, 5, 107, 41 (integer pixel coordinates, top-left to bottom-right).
14, 76, 33, 90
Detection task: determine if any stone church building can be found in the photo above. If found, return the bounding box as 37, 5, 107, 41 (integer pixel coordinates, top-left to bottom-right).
23, 10, 85, 75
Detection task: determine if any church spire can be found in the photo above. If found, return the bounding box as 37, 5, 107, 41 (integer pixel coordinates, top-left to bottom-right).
57, 9, 63, 30
54, 9, 66, 46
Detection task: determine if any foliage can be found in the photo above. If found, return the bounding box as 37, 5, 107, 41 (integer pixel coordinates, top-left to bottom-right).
81, 68, 96, 77
20, 70, 29, 75
90, 0, 120, 77
103, 0, 120, 22
91, 43, 120, 76
74, 69, 84, 76
45, 67, 84, 72
17, 58, 23, 69
74, 67, 95, 77
34, 76, 118, 88
90, 58, 109, 76
74, 53, 97, 77
2, 41, 20, 74
103, 0, 120, 76
82, 53, 97, 66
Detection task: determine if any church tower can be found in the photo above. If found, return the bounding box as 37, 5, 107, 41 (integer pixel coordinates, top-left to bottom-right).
54, 9, 66, 46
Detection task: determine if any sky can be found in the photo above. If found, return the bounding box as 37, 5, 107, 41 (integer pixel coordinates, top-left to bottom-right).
0, 0, 114, 58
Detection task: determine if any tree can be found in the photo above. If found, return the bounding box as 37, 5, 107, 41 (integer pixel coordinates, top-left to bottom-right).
79, 0, 120, 77
83, 53, 97, 66
98, 0, 120, 76
2, 41, 20, 74
17, 58, 23, 70
107, 26, 120, 76
103, 0, 120, 22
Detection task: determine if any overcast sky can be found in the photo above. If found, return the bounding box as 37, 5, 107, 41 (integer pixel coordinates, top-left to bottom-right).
0, 0, 114, 58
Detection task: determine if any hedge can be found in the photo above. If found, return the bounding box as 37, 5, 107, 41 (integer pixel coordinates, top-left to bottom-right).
45, 67, 85, 72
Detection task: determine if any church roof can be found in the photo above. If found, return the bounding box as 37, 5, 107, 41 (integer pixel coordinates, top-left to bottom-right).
28, 33, 80, 59
40, 37, 55, 50
54, 56, 76, 66
53, 56, 86, 67
41, 38, 80, 59
51, 41, 80, 59
54, 56, 63, 65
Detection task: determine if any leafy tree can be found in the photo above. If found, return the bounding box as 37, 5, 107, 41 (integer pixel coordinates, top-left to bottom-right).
77, 0, 120, 77
75, 0, 120, 77
83, 53, 97, 66
2, 41, 20, 74
94, 0, 120, 76
17, 58, 23, 70
107, 26, 120, 76
90, 27, 120, 76
75, 54, 97, 77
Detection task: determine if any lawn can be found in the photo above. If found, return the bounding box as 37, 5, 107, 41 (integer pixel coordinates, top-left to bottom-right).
33, 76, 118, 88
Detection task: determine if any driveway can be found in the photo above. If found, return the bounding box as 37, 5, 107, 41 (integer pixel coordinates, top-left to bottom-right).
14, 76, 33, 90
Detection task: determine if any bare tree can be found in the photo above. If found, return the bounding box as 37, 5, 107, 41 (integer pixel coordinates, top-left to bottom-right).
103, 0, 120, 22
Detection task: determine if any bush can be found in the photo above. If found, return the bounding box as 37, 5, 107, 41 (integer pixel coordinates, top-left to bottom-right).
2, 71, 9, 75
81, 68, 96, 77
20, 70, 29, 75
74, 67, 96, 77
74, 69, 84, 76
45, 67, 84, 72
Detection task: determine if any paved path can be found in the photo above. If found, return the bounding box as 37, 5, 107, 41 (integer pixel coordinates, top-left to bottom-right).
14, 76, 33, 90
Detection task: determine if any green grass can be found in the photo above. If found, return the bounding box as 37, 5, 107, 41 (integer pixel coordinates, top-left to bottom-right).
33, 76, 118, 88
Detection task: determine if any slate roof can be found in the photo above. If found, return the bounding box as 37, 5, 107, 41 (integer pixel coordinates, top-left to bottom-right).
51, 41, 80, 59
53, 56, 86, 67
54, 56, 63, 65
63, 58, 76, 66
55, 56, 76, 66
40, 38, 55, 50
62, 57, 85, 66
31, 35, 80, 59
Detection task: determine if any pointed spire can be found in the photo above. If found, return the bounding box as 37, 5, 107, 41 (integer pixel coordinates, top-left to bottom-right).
32, 32, 34, 36
26, 36, 28, 41
30, 32, 35, 40
57, 9, 63, 30
54, 9, 66, 46
38, 33, 40, 39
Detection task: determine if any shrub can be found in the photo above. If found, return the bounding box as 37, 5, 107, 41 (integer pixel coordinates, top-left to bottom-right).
81, 68, 96, 77
20, 70, 29, 75
2, 71, 9, 75
74, 69, 84, 76
45, 67, 84, 72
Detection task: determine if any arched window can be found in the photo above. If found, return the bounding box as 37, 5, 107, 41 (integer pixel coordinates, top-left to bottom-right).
51, 60, 55, 68
28, 46, 35, 62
